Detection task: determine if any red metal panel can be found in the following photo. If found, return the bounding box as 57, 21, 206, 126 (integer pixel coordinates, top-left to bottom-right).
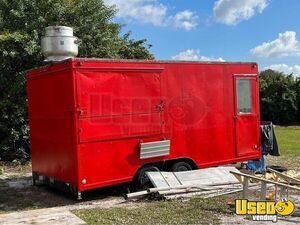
78, 114, 162, 142
75, 70, 163, 142
27, 68, 78, 185
180, 65, 236, 165
77, 136, 163, 191
76, 70, 162, 116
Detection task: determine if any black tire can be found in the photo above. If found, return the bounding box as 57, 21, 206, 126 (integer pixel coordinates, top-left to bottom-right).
134, 165, 160, 190
171, 161, 193, 172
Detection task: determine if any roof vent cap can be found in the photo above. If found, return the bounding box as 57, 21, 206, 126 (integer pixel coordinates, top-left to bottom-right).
41, 26, 79, 62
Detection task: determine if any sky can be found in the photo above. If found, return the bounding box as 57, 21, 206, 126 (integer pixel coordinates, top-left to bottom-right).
103, 0, 300, 76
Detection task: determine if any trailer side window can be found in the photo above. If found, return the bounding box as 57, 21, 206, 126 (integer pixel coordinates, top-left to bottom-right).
236, 79, 252, 114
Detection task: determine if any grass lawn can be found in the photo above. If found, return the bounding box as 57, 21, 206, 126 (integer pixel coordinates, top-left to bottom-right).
73, 197, 231, 225
274, 126, 300, 156
267, 126, 300, 170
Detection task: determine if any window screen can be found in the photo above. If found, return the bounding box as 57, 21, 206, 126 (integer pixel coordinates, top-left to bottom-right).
236, 79, 252, 113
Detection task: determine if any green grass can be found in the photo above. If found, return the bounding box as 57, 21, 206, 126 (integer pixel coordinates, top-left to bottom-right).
268, 126, 300, 170
73, 197, 231, 225
275, 126, 300, 156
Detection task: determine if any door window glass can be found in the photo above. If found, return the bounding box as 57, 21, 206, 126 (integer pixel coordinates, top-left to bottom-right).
236, 79, 252, 113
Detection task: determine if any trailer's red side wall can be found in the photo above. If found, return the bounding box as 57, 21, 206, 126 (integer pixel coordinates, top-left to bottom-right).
27, 64, 78, 186
27, 59, 261, 192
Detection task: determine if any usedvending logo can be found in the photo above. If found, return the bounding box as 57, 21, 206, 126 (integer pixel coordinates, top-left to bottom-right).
235, 199, 295, 222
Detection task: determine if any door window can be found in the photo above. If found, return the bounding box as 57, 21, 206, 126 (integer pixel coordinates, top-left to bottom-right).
236, 79, 252, 114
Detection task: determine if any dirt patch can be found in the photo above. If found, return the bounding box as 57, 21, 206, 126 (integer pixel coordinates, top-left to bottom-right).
0, 161, 32, 176
0, 163, 145, 214
268, 156, 300, 171
0, 166, 150, 224
0, 208, 86, 225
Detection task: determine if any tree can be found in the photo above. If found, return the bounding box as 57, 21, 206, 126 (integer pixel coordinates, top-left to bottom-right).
259, 69, 298, 124
295, 77, 300, 121
0, 0, 154, 161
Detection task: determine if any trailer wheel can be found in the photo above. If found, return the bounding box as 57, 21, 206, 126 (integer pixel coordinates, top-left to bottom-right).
170, 161, 193, 172
134, 165, 159, 190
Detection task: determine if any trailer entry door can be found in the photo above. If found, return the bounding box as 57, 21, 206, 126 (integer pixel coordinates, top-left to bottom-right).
234, 75, 260, 157
76, 69, 164, 143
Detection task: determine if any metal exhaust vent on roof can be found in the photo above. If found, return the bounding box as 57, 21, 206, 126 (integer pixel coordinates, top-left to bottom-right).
41, 26, 79, 62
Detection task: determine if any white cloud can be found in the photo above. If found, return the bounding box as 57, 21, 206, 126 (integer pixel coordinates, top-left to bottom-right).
104, 0, 167, 26
251, 31, 300, 58
170, 10, 198, 31
103, 0, 197, 31
264, 64, 300, 76
172, 49, 225, 61
213, 0, 269, 25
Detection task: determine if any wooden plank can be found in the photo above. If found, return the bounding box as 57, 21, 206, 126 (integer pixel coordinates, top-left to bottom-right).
173, 167, 240, 186
280, 187, 287, 199
159, 188, 210, 196
204, 184, 269, 199
160, 184, 262, 200
260, 181, 267, 200
165, 183, 263, 200
268, 168, 300, 185
146, 172, 169, 188
242, 177, 249, 199
160, 172, 182, 186
148, 185, 211, 193
230, 171, 300, 191
165, 190, 220, 200
148, 183, 243, 193
147, 167, 240, 189
165, 188, 246, 200
204, 189, 244, 199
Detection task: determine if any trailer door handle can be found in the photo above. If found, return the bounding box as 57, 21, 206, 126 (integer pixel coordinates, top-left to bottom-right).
155, 101, 165, 112
77, 107, 87, 116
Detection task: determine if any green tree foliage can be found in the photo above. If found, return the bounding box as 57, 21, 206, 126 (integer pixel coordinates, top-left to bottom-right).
295, 77, 300, 120
259, 69, 299, 124
0, 0, 153, 161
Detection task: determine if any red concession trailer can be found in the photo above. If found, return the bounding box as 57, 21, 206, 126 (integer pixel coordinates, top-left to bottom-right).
27, 59, 261, 198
